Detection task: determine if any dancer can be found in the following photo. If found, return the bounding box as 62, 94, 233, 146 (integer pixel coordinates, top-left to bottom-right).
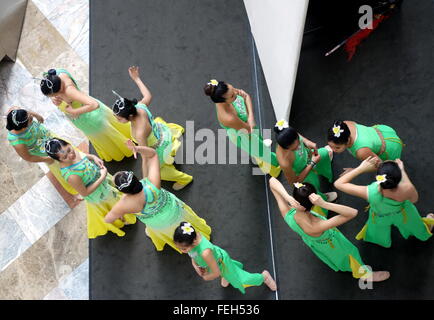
111, 66, 192, 190
275, 119, 336, 216
39, 68, 133, 162
327, 120, 403, 174
204, 79, 281, 177
6, 107, 78, 196
334, 156, 434, 248
174, 221, 277, 294
269, 177, 390, 282
104, 141, 211, 253
44, 138, 137, 238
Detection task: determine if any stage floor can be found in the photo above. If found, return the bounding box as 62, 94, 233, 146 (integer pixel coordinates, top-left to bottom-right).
90, 0, 434, 299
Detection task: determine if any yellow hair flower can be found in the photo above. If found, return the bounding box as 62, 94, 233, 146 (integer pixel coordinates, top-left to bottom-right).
208, 79, 218, 86
294, 182, 305, 189
376, 174, 387, 184
332, 125, 344, 138
275, 119, 289, 131
181, 222, 195, 235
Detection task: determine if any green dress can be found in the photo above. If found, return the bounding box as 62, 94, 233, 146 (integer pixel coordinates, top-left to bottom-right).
188, 234, 264, 294
284, 208, 369, 278
60, 155, 136, 238
356, 182, 433, 248
8, 120, 52, 157
348, 123, 403, 161
291, 135, 333, 216
136, 178, 211, 253
135, 103, 176, 165
218, 95, 280, 177
55, 69, 133, 162
7, 120, 77, 195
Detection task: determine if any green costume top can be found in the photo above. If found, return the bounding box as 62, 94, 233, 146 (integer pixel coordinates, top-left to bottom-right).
357, 182, 432, 247
7, 120, 52, 157
137, 178, 183, 229
61, 156, 114, 203
56, 68, 106, 136
188, 235, 259, 294
284, 208, 367, 278
218, 95, 248, 130
134, 104, 172, 165
217, 95, 280, 170
348, 123, 403, 161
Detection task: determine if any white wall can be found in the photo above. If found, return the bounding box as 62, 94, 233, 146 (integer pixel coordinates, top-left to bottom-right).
243, 0, 309, 121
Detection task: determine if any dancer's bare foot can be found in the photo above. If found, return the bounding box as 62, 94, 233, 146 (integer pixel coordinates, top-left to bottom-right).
426, 213, 434, 232
221, 277, 229, 287
369, 271, 390, 282
262, 270, 277, 291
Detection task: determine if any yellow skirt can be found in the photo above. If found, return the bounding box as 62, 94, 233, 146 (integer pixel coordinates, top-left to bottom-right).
144, 203, 211, 253
89, 105, 134, 162
87, 186, 137, 239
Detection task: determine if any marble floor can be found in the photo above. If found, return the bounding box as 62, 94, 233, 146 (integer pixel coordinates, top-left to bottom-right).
0, 0, 89, 300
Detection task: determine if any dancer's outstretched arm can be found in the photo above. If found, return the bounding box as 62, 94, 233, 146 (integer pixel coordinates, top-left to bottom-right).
128, 66, 152, 106
334, 156, 376, 200
269, 177, 303, 218
126, 140, 160, 189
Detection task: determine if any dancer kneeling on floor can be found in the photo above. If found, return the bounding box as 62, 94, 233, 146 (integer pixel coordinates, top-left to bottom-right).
173, 221, 277, 294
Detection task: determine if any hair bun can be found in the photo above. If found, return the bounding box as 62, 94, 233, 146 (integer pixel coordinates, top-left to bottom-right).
47, 69, 57, 76
203, 84, 215, 96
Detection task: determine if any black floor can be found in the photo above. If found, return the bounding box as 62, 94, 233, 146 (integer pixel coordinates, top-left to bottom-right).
90, 0, 434, 299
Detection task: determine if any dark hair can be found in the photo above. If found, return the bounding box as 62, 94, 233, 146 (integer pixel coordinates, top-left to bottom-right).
173, 222, 196, 245
293, 182, 317, 212
114, 171, 143, 194
45, 138, 69, 160
6, 109, 29, 131
274, 124, 299, 149
377, 161, 401, 189
203, 80, 228, 103
112, 97, 138, 120
40, 69, 62, 95
327, 120, 351, 145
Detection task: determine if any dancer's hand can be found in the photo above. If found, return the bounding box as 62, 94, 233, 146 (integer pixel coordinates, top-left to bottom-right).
65, 106, 79, 119
288, 196, 304, 211
311, 152, 321, 164
93, 156, 105, 169
33, 113, 44, 123
100, 166, 108, 179
125, 139, 137, 159
309, 193, 326, 207
128, 66, 140, 81
247, 117, 256, 132
235, 88, 248, 99
396, 159, 404, 170
51, 96, 63, 106
306, 141, 318, 156
358, 156, 378, 172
